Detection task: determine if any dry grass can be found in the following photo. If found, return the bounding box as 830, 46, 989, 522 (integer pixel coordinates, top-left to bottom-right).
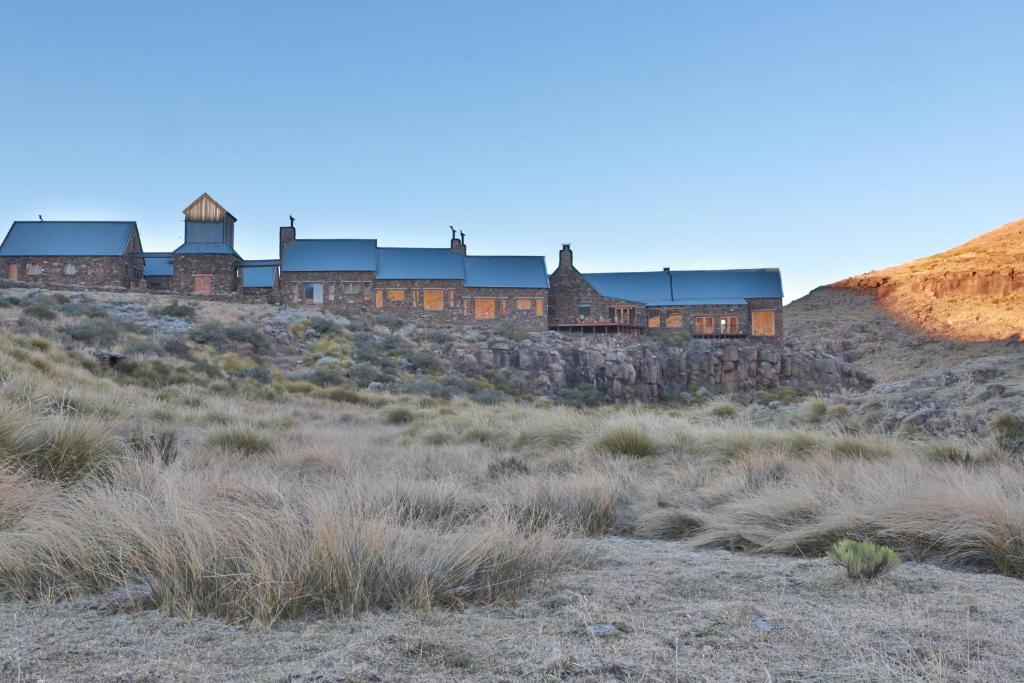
0, 319, 1023, 633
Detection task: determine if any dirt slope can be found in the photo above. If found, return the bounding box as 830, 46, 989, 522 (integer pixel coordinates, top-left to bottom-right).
833, 218, 1024, 341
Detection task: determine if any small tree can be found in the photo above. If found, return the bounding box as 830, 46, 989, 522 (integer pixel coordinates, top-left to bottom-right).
827, 539, 901, 580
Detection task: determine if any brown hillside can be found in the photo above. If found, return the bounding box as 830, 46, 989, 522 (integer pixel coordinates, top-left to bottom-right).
834, 218, 1024, 341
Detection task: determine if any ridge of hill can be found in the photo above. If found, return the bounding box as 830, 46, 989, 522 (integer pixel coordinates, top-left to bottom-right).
833, 218, 1024, 341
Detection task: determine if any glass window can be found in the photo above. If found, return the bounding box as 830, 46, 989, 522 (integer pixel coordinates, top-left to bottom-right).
578, 303, 591, 318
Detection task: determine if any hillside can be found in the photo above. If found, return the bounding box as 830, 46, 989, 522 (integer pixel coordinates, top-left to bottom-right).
833, 218, 1024, 341
0, 285, 1023, 680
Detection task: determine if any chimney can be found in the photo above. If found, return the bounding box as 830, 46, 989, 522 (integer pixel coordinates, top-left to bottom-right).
664, 267, 674, 301
280, 216, 296, 260
559, 244, 573, 269
449, 225, 465, 253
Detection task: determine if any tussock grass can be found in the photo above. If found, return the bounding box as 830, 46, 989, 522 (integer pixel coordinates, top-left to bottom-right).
206, 427, 275, 457
1, 313, 1024, 629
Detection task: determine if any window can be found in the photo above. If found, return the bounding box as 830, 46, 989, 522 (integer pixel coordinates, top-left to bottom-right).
63, 263, 77, 275
387, 289, 406, 302
647, 314, 661, 328
303, 282, 324, 304
341, 282, 363, 295
6, 264, 18, 280
665, 311, 684, 328
535, 298, 545, 316
694, 316, 715, 335
577, 303, 591, 318
474, 298, 496, 320
515, 298, 533, 311
718, 316, 739, 334
423, 289, 444, 311
26, 263, 42, 276
752, 310, 776, 336
193, 274, 212, 294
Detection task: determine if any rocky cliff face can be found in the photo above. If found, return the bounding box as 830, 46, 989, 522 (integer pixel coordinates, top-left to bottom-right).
449, 335, 871, 402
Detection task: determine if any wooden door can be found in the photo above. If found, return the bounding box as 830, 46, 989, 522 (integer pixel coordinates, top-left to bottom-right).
474, 298, 496, 320
423, 289, 444, 311
193, 274, 212, 294
751, 310, 776, 336
6, 264, 17, 280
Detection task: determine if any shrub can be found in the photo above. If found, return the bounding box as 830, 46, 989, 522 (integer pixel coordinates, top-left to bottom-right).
709, 401, 738, 418
154, 301, 196, 319
383, 407, 416, 425
472, 389, 507, 405
206, 427, 274, 457
311, 366, 346, 387
827, 539, 901, 580
558, 384, 605, 409
350, 362, 389, 388
805, 399, 828, 423
161, 337, 191, 357
991, 413, 1024, 455
22, 303, 56, 320
595, 426, 662, 458
830, 436, 891, 459
407, 350, 443, 374
62, 320, 122, 346
307, 317, 342, 336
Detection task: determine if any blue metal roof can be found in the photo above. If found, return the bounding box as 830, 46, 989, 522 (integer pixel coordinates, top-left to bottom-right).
583, 268, 782, 306
671, 269, 783, 304
240, 265, 277, 288
465, 256, 549, 289
377, 247, 465, 280
281, 239, 378, 272
173, 243, 240, 256
583, 271, 673, 304
0, 221, 136, 256
143, 257, 174, 277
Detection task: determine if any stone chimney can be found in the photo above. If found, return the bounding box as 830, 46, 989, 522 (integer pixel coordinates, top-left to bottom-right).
558, 244, 573, 269
449, 226, 466, 253
280, 216, 296, 260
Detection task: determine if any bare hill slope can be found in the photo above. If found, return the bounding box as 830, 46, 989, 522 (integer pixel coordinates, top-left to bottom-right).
833, 218, 1024, 341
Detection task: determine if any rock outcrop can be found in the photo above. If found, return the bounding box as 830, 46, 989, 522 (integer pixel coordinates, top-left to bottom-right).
450, 335, 871, 402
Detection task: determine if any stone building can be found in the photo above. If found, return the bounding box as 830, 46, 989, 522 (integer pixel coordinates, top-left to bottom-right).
279, 225, 550, 329
0, 220, 143, 289
548, 244, 783, 341
140, 193, 280, 297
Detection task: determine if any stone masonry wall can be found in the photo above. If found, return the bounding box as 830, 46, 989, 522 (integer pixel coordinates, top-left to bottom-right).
548, 262, 644, 326
279, 271, 377, 311
0, 255, 139, 289
169, 254, 238, 295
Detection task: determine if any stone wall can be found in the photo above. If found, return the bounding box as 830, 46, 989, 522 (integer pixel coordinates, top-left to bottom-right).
548, 261, 644, 326
279, 271, 378, 311
452, 335, 870, 402
169, 254, 238, 295
0, 254, 140, 289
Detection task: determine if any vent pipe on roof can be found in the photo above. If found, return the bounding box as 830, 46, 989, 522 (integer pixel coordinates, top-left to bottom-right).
664, 267, 674, 301
38, 215, 44, 221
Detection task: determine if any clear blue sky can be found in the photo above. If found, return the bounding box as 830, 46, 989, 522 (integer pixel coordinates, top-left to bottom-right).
2, 1, 1022, 301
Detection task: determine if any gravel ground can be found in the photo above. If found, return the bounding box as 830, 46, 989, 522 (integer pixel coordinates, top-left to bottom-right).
2, 538, 1022, 682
